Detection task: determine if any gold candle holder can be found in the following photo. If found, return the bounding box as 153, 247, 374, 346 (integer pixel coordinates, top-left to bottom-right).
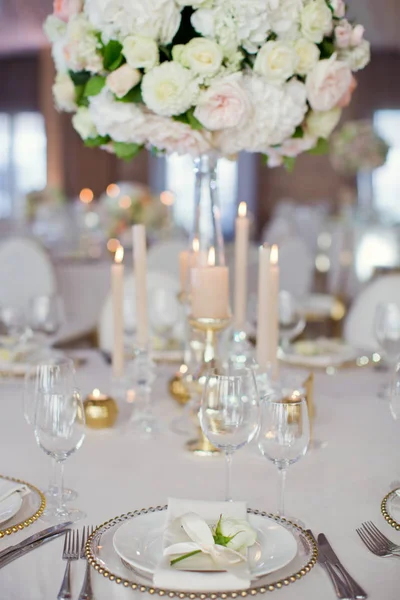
168, 290, 194, 406
84, 389, 119, 429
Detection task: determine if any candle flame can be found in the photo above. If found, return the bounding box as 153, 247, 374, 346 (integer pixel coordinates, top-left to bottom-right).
79, 188, 94, 204
160, 190, 174, 206
192, 237, 200, 253
93, 388, 100, 398
208, 246, 215, 266
114, 245, 124, 264
270, 244, 279, 265
238, 201, 247, 218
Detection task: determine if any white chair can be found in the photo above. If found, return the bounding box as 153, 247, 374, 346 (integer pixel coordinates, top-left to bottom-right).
344, 274, 400, 351
98, 270, 181, 353
0, 237, 57, 310
147, 239, 187, 281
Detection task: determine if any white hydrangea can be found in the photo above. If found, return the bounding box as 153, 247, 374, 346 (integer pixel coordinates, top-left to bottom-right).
141, 62, 199, 117
338, 40, 371, 72
64, 14, 103, 72
72, 107, 98, 139
84, 0, 181, 45
43, 15, 67, 43
269, 0, 304, 35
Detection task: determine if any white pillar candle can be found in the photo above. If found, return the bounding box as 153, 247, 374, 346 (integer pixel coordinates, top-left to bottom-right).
257, 244, 280, 378
234, 201, 250, 331
132, 224, 149, 348
191, 247, 230, 320
111, 245, 124, 377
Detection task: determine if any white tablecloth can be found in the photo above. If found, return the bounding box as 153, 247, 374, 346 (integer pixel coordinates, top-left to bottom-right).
0, 352, 398, 599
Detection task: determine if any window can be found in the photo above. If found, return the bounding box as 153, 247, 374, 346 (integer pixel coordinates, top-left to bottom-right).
0, 112, 47, 218
373, 110, 400, 221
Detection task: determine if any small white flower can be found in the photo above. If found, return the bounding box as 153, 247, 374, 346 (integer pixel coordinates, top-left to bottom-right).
254, 41, 298, 86
334, 20, 352, 49
72, 107, 98, 139
106, 64, 141, 98
351, 25, 365, 47
330, 0, 345, 18
306, 107, 342, 138
338, 40, 371, 72
218, 517, 257, 552
294, 38, 320, 75
43, 15, 67, 42
64, 14, 102, 72
141, 62, 199, 117
301, 0, 333, 44
180, 38, 223, 76
53, 72, 76, 112
122, 36, 159, 71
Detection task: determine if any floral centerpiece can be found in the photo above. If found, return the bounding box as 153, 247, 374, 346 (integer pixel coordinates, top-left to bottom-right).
25, 185, 66, 222
330, 120, 390, 175
45, 0, 370, 169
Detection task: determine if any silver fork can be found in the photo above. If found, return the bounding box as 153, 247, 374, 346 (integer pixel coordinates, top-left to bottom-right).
356, 522, 400, 558
78, 526, 94, 600
58, 529, 80, 600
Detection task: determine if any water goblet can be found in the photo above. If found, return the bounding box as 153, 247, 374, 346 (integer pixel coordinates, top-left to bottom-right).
28, 294, 64, 336
199, 367, 260, 502
34, 389, 86, 523
278, 291, 306, 353
375, 303, 400, 398
258, 389, 310, 518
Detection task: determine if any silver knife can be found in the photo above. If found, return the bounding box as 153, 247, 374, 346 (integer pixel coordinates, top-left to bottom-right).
318, 534, 368, 600
0, 529, 67, 569
0, 521, 72, 562
307, 530, 351, 599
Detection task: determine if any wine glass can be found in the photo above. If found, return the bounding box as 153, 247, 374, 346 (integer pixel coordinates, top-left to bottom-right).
149, 287, 179, 349
375, 303, 400, 398
24, 356, 78, 505
258, 389, 310, 518
199, 367, 260, 501
278, 291, 306, 353
28, 294, 64, 336
34, 389, 86, 522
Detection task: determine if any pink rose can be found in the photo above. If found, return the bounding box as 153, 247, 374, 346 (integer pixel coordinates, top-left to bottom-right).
53, 0, 82, 21
351, 25, 365, 47
306, 57, 352, 111
193, 75, 251, 131
330, 0, 346, 18
146, 117, 212, 157
335, 21, 352, 49
336, 75, 357, 108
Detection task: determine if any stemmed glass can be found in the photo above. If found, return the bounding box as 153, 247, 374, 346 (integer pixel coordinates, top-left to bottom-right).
258, 390, 310, 517
199, 367, 260, 501
24, 356, 78, 506
28, 294, 64, 337
278, 291, 306, 353
34, 389, 86, 522
375, 303, 400, 398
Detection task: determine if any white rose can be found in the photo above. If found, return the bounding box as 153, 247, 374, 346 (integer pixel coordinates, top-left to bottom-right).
53, 73, 76, 112
43, 15, 67, 42
122, 36, 159, 71
141, 62, 199, 117
306, 107, 342, 138
334, 20, 352, 49
330, 0, 345, 18
72, 107, 97, 139
301, 0, 333, 44
306, 57, 352, 111
194, 74, 250, 130
294, 38, 320, 75
64, 14, 102, 72
338, 40, 370, 72
106, 64, 141, 98
219, 518, 257, 552
180, 38, 223, 76
254, 41, 298, 86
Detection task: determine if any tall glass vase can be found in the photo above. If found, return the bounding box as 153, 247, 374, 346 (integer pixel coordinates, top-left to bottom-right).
356, 168, 375, 220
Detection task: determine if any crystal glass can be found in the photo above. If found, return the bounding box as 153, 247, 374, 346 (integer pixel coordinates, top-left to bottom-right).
34, 389, 86, 522
375, 303, 400, 398
24, 356, 78, 505
199, 367, 260, 501
278, 291, 306, 353
28, 294, 64, 336
258, 391, 310, 517
149, 287, 179, 349
0, 306, 29, 352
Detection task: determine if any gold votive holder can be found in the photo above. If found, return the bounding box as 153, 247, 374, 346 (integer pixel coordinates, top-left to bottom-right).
84, 388, 119, 429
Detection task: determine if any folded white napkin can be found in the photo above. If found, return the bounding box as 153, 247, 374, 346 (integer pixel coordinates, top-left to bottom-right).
153, 498, 251, 592
0, 480, 30, 505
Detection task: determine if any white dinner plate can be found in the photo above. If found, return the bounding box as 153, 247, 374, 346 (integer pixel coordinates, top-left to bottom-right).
280, 338, 361, 369
113, 512, 297, 579
0, 493, 23, 526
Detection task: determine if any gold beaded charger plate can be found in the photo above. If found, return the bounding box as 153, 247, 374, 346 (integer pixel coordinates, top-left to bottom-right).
0, 475, 46, 538
85, 506, 317, 597
381, 488, 400, 530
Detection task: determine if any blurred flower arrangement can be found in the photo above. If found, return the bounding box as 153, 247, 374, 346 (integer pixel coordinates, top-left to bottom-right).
99, 182, 169, 239
330, 120, 390, 175
25, 185, 66, 222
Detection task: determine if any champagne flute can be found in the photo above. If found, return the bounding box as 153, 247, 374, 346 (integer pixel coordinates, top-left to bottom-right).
375, 303, 400, 398
258, 390, 310, 518
199, 367, 260, 501
34, 389, 86, 522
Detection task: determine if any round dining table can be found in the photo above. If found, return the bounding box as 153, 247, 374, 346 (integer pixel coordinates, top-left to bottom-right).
0, 351, 398, 599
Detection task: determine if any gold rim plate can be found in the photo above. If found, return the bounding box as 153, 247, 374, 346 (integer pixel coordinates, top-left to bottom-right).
0, 475, 46, 538
86, 506, 317, 597
381, 488, 400, 531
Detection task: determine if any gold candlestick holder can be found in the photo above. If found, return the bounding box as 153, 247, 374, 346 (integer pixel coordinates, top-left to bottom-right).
169, 290, 194, 406
185, 314, 231, 455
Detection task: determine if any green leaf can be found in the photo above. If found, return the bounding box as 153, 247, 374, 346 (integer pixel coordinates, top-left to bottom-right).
173, 113, 190, 125
261, 153, 270, 166
292, 126, 304, 139
84, 135, 110, 148
118, 85, 143, 103
318, 38, 335, 59
75, 84, 89, 107
187, 108, 203, 131
84, 76, 106, 98
308, 137, 330, 155
103, 40, 124, 70
150, 146, 165, 157
69, 70, 91, 86
113, 142, 143, 161
159, 45, 171, 61
283, 156, 296, 172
